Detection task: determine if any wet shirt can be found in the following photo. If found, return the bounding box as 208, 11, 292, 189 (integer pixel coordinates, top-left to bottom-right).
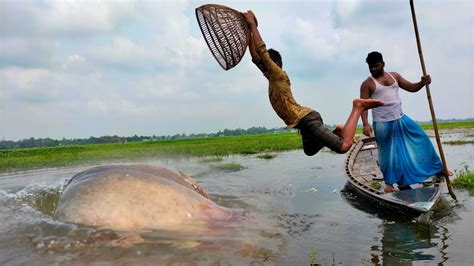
253, 42, 313, 128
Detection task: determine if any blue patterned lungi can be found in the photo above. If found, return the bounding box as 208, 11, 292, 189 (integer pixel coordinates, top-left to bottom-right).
373, 115, 443, 186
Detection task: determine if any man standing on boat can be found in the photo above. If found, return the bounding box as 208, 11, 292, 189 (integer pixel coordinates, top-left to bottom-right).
242, 11, 384, 155
360, 51, 443, 193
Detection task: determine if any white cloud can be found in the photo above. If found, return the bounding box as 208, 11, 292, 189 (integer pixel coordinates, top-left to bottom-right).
0, 37, 58, 68
1, 0, 137, 38
171, 35, 206, 68
42, 0, 125, 35
86, 98, 108, 113
1, 67, 54, 102
0, 0, 472, 141
292, 18, 340, 59
87, 37, 153, 68
334, 0, 360, 19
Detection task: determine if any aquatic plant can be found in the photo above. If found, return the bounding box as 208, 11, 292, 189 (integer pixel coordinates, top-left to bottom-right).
309, 249, 318, 265
443, 140, 474, 145
256, 153, 275, 159
211, 162, 246, 172
198, 156, 224, 163
452, 164, 474, 190
419, 121, 474, 130
241, 150, 258, 155
1, 121, 471, 173
0, 132, 301, 173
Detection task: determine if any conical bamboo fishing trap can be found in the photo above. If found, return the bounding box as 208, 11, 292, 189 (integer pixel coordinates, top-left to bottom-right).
195, 4, 249, 70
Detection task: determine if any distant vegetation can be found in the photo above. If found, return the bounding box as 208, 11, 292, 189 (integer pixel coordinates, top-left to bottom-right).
2, 120, 472, 150
418, 120, 474, 130
443, 140, 474, 145
1, 121, 472, 174
0, 132, 302, 173
0, 126, 294, 150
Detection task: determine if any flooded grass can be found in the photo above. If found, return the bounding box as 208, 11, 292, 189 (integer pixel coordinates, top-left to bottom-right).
0, 132, 301, 173
198, 156, 224, 163
210, 162, 246, 172
309, 250, 318, 265
443, 140, 474, 145
419, 121, 474, 130
256, 154, 276, 160
452, 171, 474, 190
1, 121, 472, 174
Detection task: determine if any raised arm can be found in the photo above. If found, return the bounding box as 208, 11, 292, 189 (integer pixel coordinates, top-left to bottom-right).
393, 72, 431, 93
248, 31, 259, 61
242, 10, 283, 76
243, 11, 263, 46
244, 12, 258, 61
242, 11, 265, 70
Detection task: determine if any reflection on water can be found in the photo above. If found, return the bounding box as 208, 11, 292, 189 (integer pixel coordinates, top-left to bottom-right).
341, 187, 457, 265
377, 222, 436, 264
0, 129, 473, 265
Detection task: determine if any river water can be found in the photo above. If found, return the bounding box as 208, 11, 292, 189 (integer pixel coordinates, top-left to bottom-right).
0, 129, 473, 265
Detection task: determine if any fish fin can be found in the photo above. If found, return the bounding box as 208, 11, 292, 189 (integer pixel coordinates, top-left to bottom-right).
179, 171, 210, 198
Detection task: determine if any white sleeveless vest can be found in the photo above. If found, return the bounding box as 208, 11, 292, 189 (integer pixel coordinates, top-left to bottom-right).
369, 72, 403, 122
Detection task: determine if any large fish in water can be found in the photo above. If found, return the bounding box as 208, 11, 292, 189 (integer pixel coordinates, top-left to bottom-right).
54, 165, 242, 231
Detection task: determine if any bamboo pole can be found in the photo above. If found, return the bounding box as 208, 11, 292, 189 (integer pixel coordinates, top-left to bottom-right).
409, 0, 456, 200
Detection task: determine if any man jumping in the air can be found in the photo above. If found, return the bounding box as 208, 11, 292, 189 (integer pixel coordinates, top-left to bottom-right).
243, 10, 383, 155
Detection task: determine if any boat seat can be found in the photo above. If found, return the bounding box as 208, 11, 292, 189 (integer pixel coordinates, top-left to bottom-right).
361, 144, 377, 151
371, 174, 384, 180
422, 176, 433, 183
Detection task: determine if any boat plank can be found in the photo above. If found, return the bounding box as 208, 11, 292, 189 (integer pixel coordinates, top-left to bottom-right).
344, 137, 446, 215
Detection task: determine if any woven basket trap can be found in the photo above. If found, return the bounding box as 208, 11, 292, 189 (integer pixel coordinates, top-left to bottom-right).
195, 4, 249, 70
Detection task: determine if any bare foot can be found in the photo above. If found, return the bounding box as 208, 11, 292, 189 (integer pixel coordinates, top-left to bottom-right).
353, 98, 384, 110
332, 124, 343, 137
439, 169, 454, 177
384, 184, 395, 193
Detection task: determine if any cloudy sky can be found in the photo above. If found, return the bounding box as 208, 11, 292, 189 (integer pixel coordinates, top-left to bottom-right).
1, 0, 473, 141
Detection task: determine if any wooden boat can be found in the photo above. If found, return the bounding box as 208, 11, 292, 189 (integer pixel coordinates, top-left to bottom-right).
344, 137, 446, 216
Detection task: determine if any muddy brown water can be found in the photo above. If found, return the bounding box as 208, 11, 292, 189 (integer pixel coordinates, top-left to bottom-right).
0, 129, 473, 265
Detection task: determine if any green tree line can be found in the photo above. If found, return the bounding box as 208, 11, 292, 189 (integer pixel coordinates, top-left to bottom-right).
0, 127, 294, 150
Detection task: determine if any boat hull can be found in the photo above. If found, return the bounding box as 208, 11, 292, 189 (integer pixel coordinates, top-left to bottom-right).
344, 137, 446, 216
